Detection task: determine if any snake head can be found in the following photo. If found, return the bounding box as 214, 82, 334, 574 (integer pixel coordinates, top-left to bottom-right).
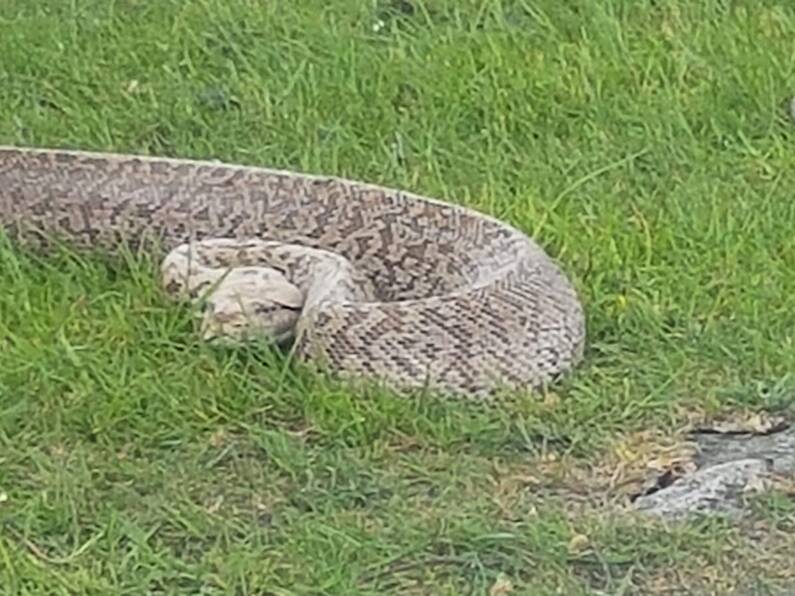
199, 267, 305, 346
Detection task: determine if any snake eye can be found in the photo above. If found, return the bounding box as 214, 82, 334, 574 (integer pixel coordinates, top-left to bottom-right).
253, 304, 277, 314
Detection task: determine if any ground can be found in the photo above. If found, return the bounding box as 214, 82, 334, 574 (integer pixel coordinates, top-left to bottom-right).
1, 1, 795, 594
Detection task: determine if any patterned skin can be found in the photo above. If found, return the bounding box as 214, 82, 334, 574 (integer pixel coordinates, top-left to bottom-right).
0, 146, 586, 399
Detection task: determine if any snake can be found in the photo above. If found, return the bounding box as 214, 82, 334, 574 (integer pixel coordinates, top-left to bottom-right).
0, 146, 586, 399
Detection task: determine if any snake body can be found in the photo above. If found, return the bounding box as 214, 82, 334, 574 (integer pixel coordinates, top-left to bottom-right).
0, 146, 586, 398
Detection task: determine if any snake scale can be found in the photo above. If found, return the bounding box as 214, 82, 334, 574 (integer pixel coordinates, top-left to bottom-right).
0, 146, 586, 399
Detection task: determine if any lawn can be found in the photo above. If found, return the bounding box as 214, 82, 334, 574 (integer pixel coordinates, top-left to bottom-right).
1, 0, 795, 593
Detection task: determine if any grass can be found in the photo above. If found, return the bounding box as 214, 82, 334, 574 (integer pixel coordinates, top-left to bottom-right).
1, 0, 795, 593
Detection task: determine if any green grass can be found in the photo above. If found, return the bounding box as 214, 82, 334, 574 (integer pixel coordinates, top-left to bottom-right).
2, 0, 795, 593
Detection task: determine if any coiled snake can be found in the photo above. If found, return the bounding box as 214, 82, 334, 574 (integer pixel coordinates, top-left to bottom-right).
0, 146, 585, 398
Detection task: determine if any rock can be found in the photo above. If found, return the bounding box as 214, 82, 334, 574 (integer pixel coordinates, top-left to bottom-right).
632, 458, 772, 520
630, 421, 795, 521
695, 426, 795, 475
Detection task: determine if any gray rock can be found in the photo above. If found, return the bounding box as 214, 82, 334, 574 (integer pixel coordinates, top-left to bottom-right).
632, 458, 772, 520
695, 426, 795, 475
